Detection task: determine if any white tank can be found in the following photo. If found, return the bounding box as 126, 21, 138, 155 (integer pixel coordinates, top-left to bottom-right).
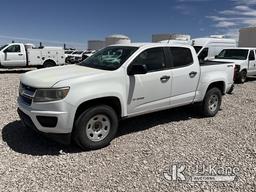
105, 34, 131, 46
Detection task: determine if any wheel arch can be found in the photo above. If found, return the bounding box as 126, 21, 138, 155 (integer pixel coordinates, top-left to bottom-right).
74, 96, 123, 124
206, 81, 226, 95
43, 59, 56, 66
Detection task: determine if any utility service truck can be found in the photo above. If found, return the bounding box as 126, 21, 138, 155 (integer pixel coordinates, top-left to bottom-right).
0, 43, 65, 68
18, 43, 235, 150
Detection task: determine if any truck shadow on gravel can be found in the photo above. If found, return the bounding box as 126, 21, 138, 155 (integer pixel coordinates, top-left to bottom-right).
2, 105, 203, 156
246, 76, 256, 82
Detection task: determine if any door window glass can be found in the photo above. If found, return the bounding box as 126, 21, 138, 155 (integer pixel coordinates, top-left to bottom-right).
132, 48, 166, 72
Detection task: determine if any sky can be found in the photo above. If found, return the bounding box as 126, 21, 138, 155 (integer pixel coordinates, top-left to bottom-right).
0, 0, 256, 49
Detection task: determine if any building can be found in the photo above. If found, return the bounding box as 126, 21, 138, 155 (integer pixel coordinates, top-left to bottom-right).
152, 34, 191, 42
88, 40, 105, 50
239, 27, 256, 47
105, 34, 131, 46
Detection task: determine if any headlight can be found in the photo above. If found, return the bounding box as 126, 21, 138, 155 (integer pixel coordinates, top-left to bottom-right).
33, 87, 70, 102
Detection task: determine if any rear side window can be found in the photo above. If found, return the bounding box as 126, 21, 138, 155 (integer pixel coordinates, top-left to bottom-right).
249, 50, 255, 60
132, 48, 166, 72
170, 47, 193, 68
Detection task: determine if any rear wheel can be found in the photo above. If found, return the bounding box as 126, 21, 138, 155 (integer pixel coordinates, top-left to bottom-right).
237, 70, 247, 84
202, 87, 222, 117
43, 60, 56, 68
74, 105, 118, 150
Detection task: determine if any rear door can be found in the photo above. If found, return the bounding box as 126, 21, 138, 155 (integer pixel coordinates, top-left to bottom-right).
248, 50, 256, 75
127, 47, 172, 115
1, 45, 26, 67
169, 47, 200, 107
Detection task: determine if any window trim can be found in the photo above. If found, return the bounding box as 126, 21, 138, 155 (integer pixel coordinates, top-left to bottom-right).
168, 47, 194, 69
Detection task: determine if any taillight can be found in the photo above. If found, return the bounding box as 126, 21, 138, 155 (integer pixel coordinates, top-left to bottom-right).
234, 65, 240, 81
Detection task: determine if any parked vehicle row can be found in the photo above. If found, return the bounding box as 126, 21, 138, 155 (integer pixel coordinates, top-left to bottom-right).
18, 43, 235, 150
65, 50, 96, 64
0, 43, 65, 68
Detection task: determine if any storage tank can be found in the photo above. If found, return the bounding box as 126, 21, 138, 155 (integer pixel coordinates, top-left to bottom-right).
152, 34, 191, 42
239, 27, 256, 47
105, 34, 131, 46
87, 40, 105, 50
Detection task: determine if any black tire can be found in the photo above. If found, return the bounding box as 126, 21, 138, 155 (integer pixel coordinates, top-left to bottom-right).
237, 70, 247, 84
202, 87, 222, 117
74, 105, 118, 150
43, 60, 56, 68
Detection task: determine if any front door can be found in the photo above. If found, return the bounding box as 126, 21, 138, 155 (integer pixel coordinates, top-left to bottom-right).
1, 45, 26, 67
127, 47, 172, 115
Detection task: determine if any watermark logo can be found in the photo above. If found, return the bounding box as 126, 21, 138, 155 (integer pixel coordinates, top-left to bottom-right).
163, 164, 186, 181
163, 163, 239, 183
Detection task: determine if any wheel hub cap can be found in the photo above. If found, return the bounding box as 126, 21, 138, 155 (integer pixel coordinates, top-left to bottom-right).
209, 95, 218, 112
86, 114, 111, 142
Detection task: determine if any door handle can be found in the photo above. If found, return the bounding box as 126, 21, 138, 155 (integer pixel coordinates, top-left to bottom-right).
18, 54, 23, 56
189, 71, 197, 78
160, 75, 170, 83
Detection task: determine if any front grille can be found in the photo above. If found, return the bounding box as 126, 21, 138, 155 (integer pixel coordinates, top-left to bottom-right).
19, 83, 37, 106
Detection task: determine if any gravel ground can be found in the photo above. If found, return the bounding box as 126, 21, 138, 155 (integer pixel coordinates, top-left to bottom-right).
0, 71, 256, 192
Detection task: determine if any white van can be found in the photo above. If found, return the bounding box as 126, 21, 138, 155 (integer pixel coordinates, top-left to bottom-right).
192, 37, 237, 62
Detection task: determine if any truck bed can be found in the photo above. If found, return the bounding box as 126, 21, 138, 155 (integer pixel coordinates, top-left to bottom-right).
200, 60, 233, 66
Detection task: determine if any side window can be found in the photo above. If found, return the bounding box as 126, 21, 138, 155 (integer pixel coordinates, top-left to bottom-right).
249, 50, 255, 60
198, 48, 209, 62
5, 45, 21, 53
170, 47, 193, 68
132, 48, 166, 72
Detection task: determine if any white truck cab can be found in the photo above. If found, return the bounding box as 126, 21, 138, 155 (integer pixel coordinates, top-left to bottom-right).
213, 48, 256, 83
0, 43, 65, 68
17, 43, 235, 150
192, 37, 237, 62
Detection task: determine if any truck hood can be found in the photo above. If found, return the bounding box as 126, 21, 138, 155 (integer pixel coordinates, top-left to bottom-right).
20, 65, 106, 88
212, 59, 246, 64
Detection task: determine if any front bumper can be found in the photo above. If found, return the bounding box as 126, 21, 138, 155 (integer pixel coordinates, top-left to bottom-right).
17, 97, 76, 144
17, 108, 71, 145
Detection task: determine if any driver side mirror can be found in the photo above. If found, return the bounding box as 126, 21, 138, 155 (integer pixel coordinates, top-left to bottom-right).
127, 64, 148, 76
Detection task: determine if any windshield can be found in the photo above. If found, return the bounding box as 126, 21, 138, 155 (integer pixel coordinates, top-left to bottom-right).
72, 51, 83, 54
193, 46, 202, 53
0, 44, 8, 51
216, 49, 249, 60
78, 46, 138, 70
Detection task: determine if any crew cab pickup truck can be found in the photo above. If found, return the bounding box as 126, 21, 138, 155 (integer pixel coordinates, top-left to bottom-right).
213, 48, 256, 83
0, 43, 65, 68
17, 43, 235, 150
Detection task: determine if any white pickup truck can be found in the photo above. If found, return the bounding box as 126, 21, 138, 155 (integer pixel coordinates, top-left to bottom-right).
213, 48, 256, 83
0, 43, 65, 68
17, 43, 235, 150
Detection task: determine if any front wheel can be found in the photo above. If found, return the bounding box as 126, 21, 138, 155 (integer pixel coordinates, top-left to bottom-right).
202, 87, 222, 117
74, 105, 118, 150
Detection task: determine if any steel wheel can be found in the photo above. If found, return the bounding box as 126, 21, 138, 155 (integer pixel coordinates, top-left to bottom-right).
208, 94, 219, 112
85, 114, 111, 142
